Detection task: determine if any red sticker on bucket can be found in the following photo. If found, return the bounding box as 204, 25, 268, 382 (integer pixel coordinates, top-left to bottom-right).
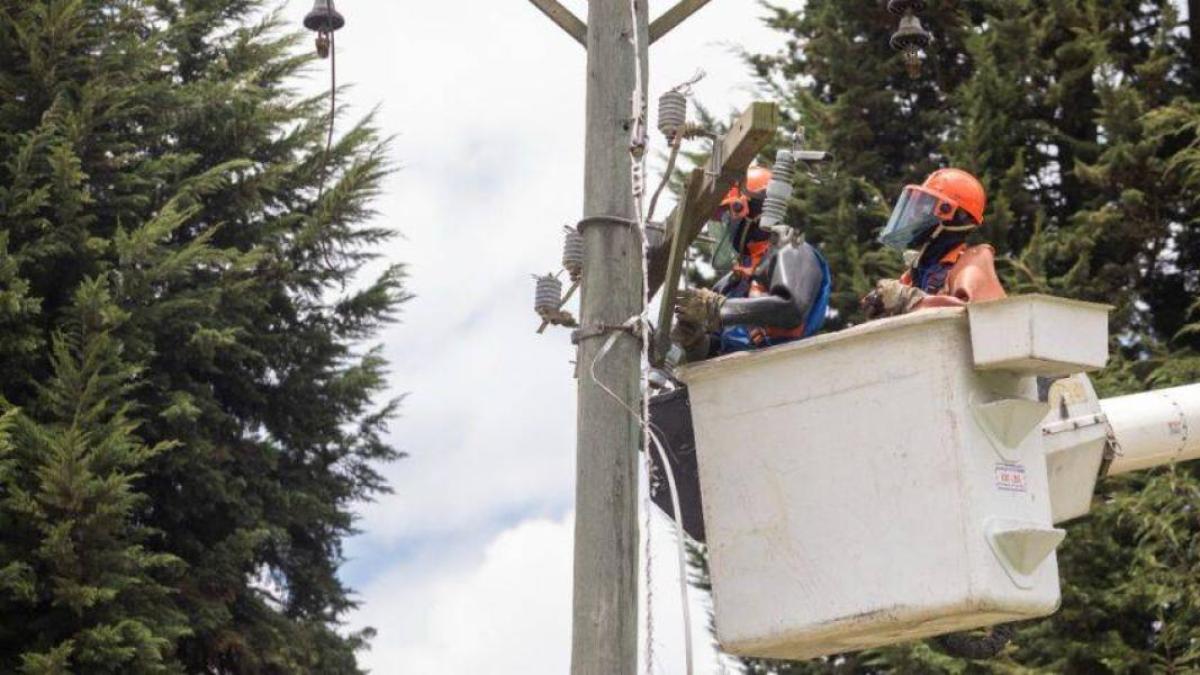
995, 463, 1027, 493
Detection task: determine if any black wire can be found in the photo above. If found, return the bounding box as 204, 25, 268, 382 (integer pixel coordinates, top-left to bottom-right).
326, 27, 336, 174
314, 9, 339, 274
316, 8, 337, 202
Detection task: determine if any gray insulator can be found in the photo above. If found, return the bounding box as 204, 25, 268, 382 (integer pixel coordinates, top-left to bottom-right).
658, 90, 689, 140
760, 149, 797, 230
534, 274, 564, 316
562, 227, 585, 282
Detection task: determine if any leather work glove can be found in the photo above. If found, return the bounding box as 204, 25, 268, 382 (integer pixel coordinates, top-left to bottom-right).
670, 317, 710, 362
674, 288, 725, 333
862, 279, 927, 320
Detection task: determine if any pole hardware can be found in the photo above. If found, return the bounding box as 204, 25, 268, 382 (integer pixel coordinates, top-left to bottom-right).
533, 227, 587, 334
888, 0, 933, 79
571, 321, 644, 345
577, 214, 639, 231
760, 127, 833, 244
534, 272, 579, 331
304, 0, 345, 58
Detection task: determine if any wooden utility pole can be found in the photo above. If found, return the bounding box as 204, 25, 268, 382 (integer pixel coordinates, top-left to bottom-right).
570, 1, 647, 673
525, 2, 742, 673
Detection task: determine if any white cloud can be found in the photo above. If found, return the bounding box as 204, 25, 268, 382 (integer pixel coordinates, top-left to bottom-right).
352, 510, 740, 675
354, 515, 573, 674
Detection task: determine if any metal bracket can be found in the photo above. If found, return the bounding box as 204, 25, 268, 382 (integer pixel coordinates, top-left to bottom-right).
1042, 412, 1108, 436
572, 321, 643, 345
705, 133, 726, 179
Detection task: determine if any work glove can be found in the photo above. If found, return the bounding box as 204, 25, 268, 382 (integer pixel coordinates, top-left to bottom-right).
862, 279, 927, 320
670, 317, 710, 363
674, 288, 725, 333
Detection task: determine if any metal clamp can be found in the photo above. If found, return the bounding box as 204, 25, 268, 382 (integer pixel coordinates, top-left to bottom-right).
571, 320, 644, 345
1042, 413, 1108, 436
705, 133, 726, 179
578, 215, 637, 231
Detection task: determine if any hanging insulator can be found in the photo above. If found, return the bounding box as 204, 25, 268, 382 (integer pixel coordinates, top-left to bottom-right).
534, 274, 564, 319
760, 150, 797, 232
562, 227, 585, 282
304, 0, 345, 31
891, 10, 933, 79
304, 0, 345, 58
658, 90, 689, 141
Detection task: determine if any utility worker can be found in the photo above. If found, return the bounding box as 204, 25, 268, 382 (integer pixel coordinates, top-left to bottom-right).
670, 166, 832, 362
863, 168, 1005, 318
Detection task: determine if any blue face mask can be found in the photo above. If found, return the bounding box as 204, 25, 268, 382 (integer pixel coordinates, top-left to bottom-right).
879, 187, 944, 251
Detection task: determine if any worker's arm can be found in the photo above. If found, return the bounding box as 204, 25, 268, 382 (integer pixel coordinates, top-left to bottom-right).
719, 242, 824, 329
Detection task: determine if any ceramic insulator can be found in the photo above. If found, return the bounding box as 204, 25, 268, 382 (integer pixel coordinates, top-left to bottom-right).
562, 227, 585, 282
658, 90, 689, 141
760, 150, 797, 231
534, 274, 564, 317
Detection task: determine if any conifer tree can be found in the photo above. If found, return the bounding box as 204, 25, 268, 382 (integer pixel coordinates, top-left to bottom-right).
1, 280, 188, 674
0, 1, 405, 672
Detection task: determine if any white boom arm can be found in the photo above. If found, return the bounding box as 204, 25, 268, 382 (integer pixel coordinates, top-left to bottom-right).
1043, 378, 1200, 524
1101, 384, 1200, 476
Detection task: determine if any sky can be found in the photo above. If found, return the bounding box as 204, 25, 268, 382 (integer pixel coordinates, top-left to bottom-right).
277, 1, 791, 672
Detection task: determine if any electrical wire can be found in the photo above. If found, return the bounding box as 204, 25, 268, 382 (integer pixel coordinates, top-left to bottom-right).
317, 5, 338, 201
587, 330, 693, 675
630, 2, 694, 673
646, 134, 681, 226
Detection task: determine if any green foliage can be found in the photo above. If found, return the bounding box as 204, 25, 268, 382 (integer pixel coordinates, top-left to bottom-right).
687, 1, 1200, 672
1, 280, 187, 674
0, 1, 407, 672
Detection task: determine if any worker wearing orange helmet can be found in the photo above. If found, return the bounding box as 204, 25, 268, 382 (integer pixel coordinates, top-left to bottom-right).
863, 168, 1005, 318
671, 166, 832, 361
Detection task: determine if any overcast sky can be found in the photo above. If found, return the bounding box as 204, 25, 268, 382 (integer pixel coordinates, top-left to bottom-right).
276, 1, 790, 672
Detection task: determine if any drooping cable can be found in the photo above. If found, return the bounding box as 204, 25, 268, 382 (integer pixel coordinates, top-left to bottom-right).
587, 331, 693, 675
629, 2, 694, 673
646, 135, 681, 226
317, 4, 338, 201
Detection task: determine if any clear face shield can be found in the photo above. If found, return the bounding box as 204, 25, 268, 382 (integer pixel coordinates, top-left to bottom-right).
878, 186, 951, 251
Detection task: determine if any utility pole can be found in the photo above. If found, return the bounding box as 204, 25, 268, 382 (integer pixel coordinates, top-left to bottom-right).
571, 1, 647, 673
525, 2, 724, 673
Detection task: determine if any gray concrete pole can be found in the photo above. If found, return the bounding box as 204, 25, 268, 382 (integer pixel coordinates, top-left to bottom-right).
571, 1, 649, 674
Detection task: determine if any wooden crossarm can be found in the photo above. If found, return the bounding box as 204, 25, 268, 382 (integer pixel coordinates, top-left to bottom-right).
649, 0, 714, 44
527, 0, 587, 47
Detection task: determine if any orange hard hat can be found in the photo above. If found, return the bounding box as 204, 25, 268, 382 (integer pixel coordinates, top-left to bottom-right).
921, 168, 986, 226
720, 166, 773, 219
879, 168, 987, 250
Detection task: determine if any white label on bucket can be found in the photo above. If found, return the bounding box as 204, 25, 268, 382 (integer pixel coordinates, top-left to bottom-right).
995, 463, 1027, 493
